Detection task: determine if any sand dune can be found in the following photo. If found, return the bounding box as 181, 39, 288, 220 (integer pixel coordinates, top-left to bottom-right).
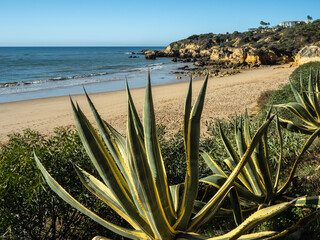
0, 65, 296, 143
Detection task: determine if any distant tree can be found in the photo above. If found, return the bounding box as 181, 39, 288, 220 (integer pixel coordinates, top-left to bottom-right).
307, 15, 313, 21
260, 21, 270, 26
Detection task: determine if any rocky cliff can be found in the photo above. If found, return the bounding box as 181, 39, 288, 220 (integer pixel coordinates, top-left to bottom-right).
143, 46, 292, 67
144, 19, 320, 67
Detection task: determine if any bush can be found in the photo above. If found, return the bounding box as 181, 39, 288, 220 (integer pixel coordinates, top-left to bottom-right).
0, 128, 124, 240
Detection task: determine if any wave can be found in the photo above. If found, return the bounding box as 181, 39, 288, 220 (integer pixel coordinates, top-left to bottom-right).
130, 62, 165, 72
0, 63, 165, 89
0, 72, 111, 89
0, 76, 125, 95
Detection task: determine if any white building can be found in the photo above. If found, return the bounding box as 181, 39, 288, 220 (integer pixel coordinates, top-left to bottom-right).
279, 21, 310, 28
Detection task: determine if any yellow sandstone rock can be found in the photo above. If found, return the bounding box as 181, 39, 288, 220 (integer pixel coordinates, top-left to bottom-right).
295, 46, 320, 65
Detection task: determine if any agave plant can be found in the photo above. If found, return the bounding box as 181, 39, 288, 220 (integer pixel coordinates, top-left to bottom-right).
34, 75, 305, 240
201, 110, 320, 206
276, 69, 320, 134
200, 109, 320, 227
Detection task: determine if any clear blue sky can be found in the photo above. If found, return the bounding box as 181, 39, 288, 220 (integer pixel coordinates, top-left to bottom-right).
1, 0, 319, 47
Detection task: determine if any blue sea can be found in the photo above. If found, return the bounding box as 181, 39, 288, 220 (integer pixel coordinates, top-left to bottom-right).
0, 47, 191, 103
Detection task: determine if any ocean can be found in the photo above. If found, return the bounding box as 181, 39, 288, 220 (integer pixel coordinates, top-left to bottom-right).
0, 47, 191, 103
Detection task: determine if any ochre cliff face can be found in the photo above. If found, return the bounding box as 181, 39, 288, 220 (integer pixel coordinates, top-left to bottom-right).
245, 53, 261, 65
146, 43, 293, 65
210, 47, 247, 64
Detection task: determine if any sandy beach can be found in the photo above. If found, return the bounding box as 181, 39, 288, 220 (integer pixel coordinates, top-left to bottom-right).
0, 65, 296, 143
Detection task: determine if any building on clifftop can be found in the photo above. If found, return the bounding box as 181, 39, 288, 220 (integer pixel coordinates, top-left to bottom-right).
279, 21, 310, 28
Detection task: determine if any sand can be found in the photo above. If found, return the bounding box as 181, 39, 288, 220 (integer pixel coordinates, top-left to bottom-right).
0, 65, 296, 144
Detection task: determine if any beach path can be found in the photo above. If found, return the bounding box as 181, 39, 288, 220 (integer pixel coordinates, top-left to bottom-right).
0, 65, 295, 143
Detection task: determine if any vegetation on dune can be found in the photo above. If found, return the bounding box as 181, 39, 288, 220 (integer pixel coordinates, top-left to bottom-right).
2, 63, 320, 239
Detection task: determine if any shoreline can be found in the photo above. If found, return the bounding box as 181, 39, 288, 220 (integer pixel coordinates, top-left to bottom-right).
0, 65, 296, 144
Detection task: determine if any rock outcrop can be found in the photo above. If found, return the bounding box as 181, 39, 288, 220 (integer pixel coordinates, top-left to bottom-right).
295, 46, 320, 65
143, 46, 293, 66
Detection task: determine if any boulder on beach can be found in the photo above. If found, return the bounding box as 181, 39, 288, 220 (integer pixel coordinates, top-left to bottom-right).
295, 46, 320, 65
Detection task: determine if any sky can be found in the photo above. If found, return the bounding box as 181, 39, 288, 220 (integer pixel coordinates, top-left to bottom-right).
0, 0, 320, 47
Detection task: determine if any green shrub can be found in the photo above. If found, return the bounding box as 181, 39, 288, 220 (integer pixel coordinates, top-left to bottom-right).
0, 129, 122, 239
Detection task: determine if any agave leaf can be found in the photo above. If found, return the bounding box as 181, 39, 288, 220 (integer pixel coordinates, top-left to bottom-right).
73, 164, 140, 230
34, 153, 148, 240
127, 102, 176, 239
188, 116, 274, 230
256, 137, 273, 203
316, 69, 320, 90
308, 71, 320, 121
315, 69, 320, 103
209, 231, 279, 240
278, 118, 316, 135
289, 80, 305, 106
236, 231, 279, 240
71, 100, 156, 237
235, 119, 263, 196
300, 89, 317, 119
190, 187, 236, 232
126, 80, 144, 141
292, 196, 320, 208
244, 110, 264, 183
199, 175, 263, 203
277, 102, 320, 126
229, 187, 243, 226
71, 100, 129, 192
193, 200, 256, 218
223, 158, 253, 193
211, 201, 291, 240
273, 116, 283, 193
176, 232, 209, 240
235, 118, 246, 157
278, 128, 320, 195
103, 120, 127, 158
219, 124, 253, 192
184, 77, 192, 152
143, 74, 176, 224
170, 184, 182, 213
92, 236, 112, 240
200, 151, 227, 177
192, 200, 207, 215
243, 109, 252, 146
175, 231, 279, 240
216, 207, 258, 217
84, 90, 132, 188
125, 131, 150, 220
175, 75, 208, 230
